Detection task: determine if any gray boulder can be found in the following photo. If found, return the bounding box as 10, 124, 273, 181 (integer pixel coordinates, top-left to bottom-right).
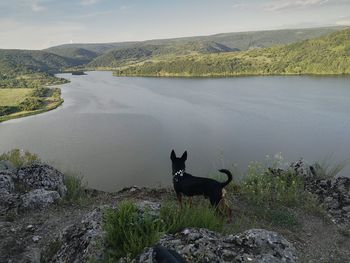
20, 189, 61, 210
228, 229, 298, 263
0, 171, 15, 194
306, 176, 350, 224
136, 200, 161, 218
0, 160, 16, 173
17, 163, 67, 197
0, 192, 20, 215
133, 228, 298, 263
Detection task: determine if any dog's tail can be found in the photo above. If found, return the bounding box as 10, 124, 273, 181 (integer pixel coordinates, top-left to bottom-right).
218, 169, 232, 188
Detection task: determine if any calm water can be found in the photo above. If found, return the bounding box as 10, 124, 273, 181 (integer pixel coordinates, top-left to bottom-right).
1, 71, 349, 191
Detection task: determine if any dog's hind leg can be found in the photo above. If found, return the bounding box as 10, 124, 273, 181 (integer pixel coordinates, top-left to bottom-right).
176, 193, 183, 209
188, 196, 192, 207
218, 189, 232, 223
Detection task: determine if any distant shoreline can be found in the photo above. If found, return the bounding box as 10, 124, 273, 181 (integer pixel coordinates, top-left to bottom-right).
0, 98, 64, 123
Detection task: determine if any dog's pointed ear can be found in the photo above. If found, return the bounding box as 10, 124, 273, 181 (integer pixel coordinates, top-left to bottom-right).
181, 151, 187, 161
170, 150, 176, 161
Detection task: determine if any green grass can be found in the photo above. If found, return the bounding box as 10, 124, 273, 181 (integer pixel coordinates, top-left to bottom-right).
102, 200, 224, 261
63, 172, 87, 203
103, 201, 164, 261
311, 156, 350, 179
0, 149, 39, 169
223, 155, 329, 233
160, 201, 224, 234
241, 161, 305, 208
0, 89, 32, 106
0, 88, 64, 123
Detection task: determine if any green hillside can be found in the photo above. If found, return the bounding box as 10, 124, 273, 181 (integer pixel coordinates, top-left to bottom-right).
47, 42, 137, 55
47, 26, 344, 68
114, 28, 350, 77
87, 41, 236, 68
0, 49, 75, 88
44, 47, 98, 65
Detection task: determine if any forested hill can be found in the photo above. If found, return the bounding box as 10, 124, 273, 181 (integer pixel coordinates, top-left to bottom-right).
47, 26, 344, 56
0, 26, 347, 81
0, 49, 81, 75
0, 49, 78, 88
114, 28, 350, 77
43, 47, 98, 65
84, 26, 346, 69
87, 41, 237, 68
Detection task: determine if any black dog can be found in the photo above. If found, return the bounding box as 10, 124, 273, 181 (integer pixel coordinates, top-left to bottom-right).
170, 150, 233, 219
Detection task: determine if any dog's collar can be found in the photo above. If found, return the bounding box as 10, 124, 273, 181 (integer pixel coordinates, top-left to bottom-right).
173, 170, 184, 177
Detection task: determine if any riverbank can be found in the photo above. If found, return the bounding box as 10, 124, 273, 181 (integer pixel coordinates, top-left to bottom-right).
0, 150, 349, 262
0, 85, 65, 123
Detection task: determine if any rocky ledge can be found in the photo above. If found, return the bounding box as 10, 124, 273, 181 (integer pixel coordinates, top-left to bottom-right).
1, 160, 350, 262
41, 201, 297, 263
0, 162, 66, 215
308, 177, 350, 224
291, 159, 350, 225
134, 227, 297, 263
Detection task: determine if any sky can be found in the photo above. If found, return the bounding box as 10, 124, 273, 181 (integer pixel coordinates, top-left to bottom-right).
0, 0, 350, 50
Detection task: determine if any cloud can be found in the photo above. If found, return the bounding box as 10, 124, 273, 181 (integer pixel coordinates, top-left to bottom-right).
336, 17, 350, 25
0, 18, 85, 49
120, 5, 131, 10
264, 0, 330, 11
232, 0, 255, 10
80, 0, 99, 6
31, 0, 46, 12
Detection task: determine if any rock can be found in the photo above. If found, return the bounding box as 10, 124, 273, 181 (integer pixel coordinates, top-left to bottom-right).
17, 163, 67, 197
49, 208, 105, 263
20, 189, 61, 210
0, 172, 15, 194
306, 176, 350, 224
0, 192, 20, 215
229, 229, 298, 263
133, 228, 298, 263
288, 159, 350, 225
26, 225, 35, 232
342, 205, 350, 213
136, 200, 161, 218
0, 160, 16, 173
22, 247, 41, 263
32, 235, 41, 243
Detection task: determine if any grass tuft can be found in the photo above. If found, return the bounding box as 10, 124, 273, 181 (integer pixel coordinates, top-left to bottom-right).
160, 201, 224, 234
102, 200, 224, 261
0, 149, 39, 168
103, 201, 163, 261
63, 172, 87, 203
311, 155, 350, 179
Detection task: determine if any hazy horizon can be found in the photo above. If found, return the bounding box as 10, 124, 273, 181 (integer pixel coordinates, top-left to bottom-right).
0, 0, 350, 50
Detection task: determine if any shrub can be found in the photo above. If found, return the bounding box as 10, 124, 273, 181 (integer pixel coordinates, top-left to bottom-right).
63, 172, 87, 203
160, 201, 224, 234
19, 97, 44, 111
0, 149, 39, 168
242, 161, 305, 208
0, 106, 18, 116
103, 201, 163, 260
51, 88, 61, 99
32, 87, 50, 97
